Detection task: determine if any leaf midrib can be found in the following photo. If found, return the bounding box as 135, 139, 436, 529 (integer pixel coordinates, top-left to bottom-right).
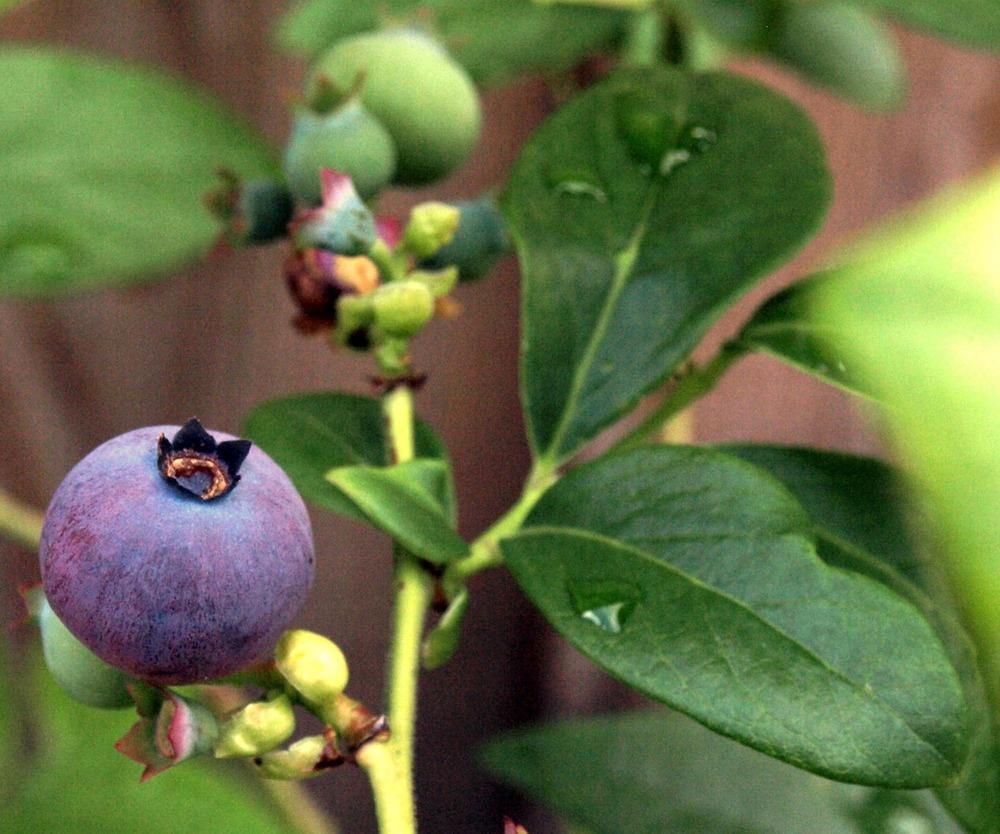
539, 186, 660, 466
513, 525, 957, 774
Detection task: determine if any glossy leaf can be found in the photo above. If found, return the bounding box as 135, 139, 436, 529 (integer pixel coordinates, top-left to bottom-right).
0, 47, 276, 297
243, 392, 455, 522
726, 444, 1000, 833
687, 0, 904, 110
507, 68, 830, 464
5, 650, 290, 834
482, 710, 963, 834
275, 0, 625, 86
502, 446, 967, 786
326, 460, 467, 563
810, 168, 1000, 828
737, 274, 873, 398
853, 0, 1000, 51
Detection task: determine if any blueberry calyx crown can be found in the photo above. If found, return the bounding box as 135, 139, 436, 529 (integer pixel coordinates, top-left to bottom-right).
157, 418, 252, 501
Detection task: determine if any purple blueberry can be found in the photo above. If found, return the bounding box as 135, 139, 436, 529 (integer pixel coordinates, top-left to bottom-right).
39, 420, 314, 685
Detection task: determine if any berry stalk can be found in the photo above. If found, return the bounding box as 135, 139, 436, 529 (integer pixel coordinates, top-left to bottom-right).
359, 384, 431, 834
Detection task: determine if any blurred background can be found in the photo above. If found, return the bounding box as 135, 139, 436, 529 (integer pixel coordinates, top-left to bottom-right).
1, 2, 998, 831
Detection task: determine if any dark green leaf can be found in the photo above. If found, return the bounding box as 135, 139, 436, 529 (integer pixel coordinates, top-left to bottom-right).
276, 0, 625, 86
686, 1, 905, 110
853, 0, 1000, 52
502, 446, 967, 787
507, 68, 830, 464
243, 392, 455, 522
481, 710, 963, 834
5, 650, 290, 834
0, 47, 276, 297
737, 274, 874, 398
326, 460, 467, 563
725, 444, 1000, 833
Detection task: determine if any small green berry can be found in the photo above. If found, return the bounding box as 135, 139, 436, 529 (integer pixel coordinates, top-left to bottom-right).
421, 196, 510, 282
284, 100, 397, 204
402, 201, 461, 259
38, 597, 132, 709
308, 30, 481, 185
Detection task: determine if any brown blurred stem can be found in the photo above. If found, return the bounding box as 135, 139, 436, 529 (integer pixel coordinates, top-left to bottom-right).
0, 486, 43, 551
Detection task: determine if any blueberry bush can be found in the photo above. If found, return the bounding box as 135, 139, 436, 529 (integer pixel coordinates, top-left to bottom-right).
2, 1, 1000, 833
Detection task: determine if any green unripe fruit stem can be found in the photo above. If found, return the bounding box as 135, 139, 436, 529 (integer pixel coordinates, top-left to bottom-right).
308, 30, 481, 186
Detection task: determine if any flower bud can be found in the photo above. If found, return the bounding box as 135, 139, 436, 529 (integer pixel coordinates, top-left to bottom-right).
291, 169, 377, 255
36, 594, 132, 709
401, 201, 461, 259
421, 196, 510, 282
115, 687, 219, 781
254, 734, 342, 780
371, 280, 435, 338
215, 692, 296, 759
409, 266, 459, 299
504, 819, 529, 834
275, 630, 350, 711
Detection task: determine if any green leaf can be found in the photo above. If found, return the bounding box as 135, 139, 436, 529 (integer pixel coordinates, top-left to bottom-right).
481, 710, 963, 834
243, 392, 455, 523
507, 68, 830, 464
0, 47, 277, 297
810, 168, 1000, 828
686, 1, 905, 110
725, 445, 1000, 833
5, 649, 290, 834
502, 446, 967, 787
852, 0, 1000, 52
275, 0, 625, 86
737, 274, 874, 399
0, 0, 29, 14
326, 460, 468, 563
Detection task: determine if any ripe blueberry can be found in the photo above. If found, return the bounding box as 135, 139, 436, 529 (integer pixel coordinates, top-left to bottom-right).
39, 420, 315, 685
307, 30, 481, 186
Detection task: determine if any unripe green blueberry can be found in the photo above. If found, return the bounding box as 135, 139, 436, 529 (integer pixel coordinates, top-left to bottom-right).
38, 597, 132, 709
402, 201, 461, 259
215, 692, 296, 759
308, 30, 481, 186
284, 100, 397, 204
275, 630, 350, 712
371, 280, 435, 338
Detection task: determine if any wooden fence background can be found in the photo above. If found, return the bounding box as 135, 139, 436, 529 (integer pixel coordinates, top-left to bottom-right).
1, 3, 998, 831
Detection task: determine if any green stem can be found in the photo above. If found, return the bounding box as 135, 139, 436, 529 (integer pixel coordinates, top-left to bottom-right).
623, 6, 664, 67
0, 486, 44, 551
610, 343, 743, 455
442, 461, 558, 594
260, 778, 342, 834
361, 385, 432, 834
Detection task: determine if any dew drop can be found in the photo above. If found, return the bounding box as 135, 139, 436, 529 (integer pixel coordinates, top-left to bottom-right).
659, 149, 691, 176
546, 166, 608, 202
569, 579, 642, 634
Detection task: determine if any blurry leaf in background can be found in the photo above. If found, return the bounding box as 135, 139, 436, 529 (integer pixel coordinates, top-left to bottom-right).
811, 166, 1000, 730
502, 446, 968, 787
244, 392, 456, 522
686, 0, 905, 110
275, 0, 626, 86
852, 0, 1000, 52
481, 710, 963, 834
2, 646, 290, 834
0, 47, 277, 298
0, 0, 30, 14
736, 273, 874, 399
725, 445, 1000, 833
507, 67, 830, 465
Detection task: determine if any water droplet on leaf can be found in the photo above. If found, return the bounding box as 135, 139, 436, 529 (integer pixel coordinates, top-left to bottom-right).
568, 579, 642, 634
